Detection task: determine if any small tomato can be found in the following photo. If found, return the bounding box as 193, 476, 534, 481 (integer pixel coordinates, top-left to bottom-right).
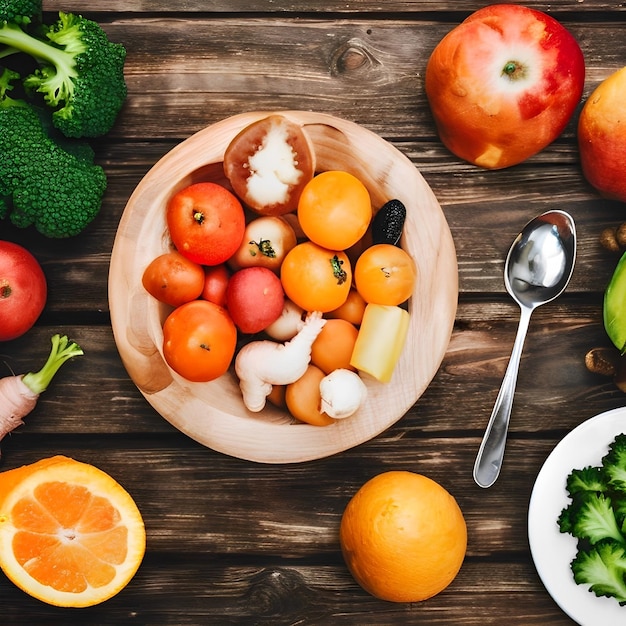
285, 364, 335, 426
297, 170, 372, 250
354, 244, 417, 306
201, 264, 230, 307
142, 250, 205, 307
281, 242, 352, 313
228, 216, 297, 273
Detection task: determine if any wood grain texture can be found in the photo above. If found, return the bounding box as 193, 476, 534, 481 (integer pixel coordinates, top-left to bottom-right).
4, 1, 626, 623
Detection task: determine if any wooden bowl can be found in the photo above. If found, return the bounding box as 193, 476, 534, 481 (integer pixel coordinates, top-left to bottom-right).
109, 111, 457, 463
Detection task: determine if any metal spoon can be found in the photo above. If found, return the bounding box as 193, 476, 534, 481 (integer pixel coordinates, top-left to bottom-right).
473, 210, 576, 488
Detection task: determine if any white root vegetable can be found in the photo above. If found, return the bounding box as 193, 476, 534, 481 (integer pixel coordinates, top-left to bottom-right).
319, 368, 368, 419
0, 335, 83, 454
264, 298, 305, 342
235, 311, 326, 412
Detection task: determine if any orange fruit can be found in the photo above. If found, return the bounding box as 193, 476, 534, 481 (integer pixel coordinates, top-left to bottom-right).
326, 288, 367, 326
285, 364, 335, 426
297, 170, 372, 250
311, 318, 359, 374
354, 244, 417, 306
280, 241, 352, 313
340, 471, 466, 603
0, 456, 145, 607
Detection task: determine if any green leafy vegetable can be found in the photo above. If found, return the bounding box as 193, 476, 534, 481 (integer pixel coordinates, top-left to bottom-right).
559, 433, 626, 606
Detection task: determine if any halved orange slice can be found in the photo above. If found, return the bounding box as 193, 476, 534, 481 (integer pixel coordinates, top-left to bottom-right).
0, 455, 145, 607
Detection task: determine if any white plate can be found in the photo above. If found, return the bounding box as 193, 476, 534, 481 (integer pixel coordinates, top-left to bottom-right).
528, 407, 626, 625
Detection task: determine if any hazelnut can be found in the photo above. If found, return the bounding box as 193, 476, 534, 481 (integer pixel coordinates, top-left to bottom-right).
599, 227, 621, 253
585, 347, 620, 377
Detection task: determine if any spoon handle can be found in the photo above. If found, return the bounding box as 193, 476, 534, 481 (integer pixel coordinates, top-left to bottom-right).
473, 306, 533, 488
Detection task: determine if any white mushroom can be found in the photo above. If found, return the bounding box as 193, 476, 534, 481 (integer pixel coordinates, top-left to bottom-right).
319, 369, 367, 419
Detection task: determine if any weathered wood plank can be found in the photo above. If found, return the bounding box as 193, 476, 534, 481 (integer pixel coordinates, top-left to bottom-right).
40, 0, 626, 16
0, 560, 576, 625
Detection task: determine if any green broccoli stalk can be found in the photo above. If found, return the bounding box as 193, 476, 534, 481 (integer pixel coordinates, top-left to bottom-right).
21, 334, 84, 396
0, 67, 108, 237
0, 10, 127, 138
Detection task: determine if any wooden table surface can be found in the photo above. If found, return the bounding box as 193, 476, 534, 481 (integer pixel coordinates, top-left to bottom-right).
2, 1, 626, 624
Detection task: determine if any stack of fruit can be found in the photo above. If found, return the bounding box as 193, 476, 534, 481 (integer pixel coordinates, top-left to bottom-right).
141, 114, 418, 426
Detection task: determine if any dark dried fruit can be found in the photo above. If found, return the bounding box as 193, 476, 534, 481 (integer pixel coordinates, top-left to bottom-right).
372, 199, 407, 246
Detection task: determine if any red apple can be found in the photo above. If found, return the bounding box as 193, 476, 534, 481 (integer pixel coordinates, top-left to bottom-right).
225, 266, 285, 334
425, 4, 585, 170
578, 66, 626, 202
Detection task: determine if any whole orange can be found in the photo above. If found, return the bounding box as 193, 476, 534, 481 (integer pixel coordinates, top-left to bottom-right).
280, 241, 352, 313
340, 471, 467, 603
354, 244, 417, 306
297, 170, 372, 250
310, 318, 359, 374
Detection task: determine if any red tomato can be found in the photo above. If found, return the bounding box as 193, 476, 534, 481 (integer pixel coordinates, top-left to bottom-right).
201, 264, 230, 307
142, 250, 205, 307
166, 182, 246, 265
0, 241, 47, 341
162, 300, 237, 382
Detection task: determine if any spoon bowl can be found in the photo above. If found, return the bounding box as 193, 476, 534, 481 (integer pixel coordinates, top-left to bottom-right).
473, 210, 576, 488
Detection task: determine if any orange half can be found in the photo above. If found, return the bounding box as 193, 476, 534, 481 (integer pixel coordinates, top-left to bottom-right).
0, 456, 145, 607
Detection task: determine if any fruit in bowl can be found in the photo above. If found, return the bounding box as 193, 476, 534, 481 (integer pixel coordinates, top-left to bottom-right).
108, 111, 457, 463
425, 4, 585, 169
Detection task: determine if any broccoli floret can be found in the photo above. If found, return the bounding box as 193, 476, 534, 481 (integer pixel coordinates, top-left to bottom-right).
559, 434, 626, 607
0, 0, 40, 25
0, 11, 126, 137
572, 541, 626, 605
0, 67, 107, 237
566, 465, 608, 496
571, 493, 626, 545
603, 434, 626, 492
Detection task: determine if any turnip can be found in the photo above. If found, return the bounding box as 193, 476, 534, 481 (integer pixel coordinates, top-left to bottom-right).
0, 334, 83, 454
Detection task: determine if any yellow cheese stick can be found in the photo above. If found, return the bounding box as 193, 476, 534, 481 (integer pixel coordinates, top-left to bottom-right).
350, 304, 410, 382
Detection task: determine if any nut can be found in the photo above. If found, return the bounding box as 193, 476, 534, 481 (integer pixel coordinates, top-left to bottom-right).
585, 347, 620, 377
599, 227, 621, 252
617, 223, 626, 248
